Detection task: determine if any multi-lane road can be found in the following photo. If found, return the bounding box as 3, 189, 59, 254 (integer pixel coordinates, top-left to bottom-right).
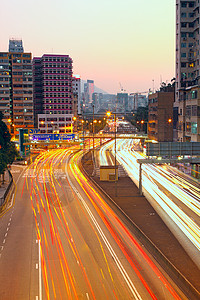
0, 148, 187, 299
99, 139, 200, 269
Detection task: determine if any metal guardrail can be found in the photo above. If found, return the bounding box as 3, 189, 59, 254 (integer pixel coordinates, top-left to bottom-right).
0, 170, 14, 207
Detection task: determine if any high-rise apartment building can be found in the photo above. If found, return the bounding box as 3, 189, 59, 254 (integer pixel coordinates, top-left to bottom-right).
0, 50, 34, 138
176, 0, 200, 141
72, 76, 81, 115
33, 54, 74, 133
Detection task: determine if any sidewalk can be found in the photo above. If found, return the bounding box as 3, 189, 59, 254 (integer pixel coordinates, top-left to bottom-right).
82, 151, 200, 295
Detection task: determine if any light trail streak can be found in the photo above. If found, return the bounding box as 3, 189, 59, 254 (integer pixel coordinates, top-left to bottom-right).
102, 139, 200, 264
69, 150, 182, 300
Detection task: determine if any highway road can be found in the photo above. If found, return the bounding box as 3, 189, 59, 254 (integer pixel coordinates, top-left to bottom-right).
0, 149, 187, 299
99, 139, 200, 269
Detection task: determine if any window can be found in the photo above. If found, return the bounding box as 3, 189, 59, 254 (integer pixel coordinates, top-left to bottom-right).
181, 13, 187, 18
181, 32, 187, 38
186, 122, 191, 132
191, 90, 197, 99
181, 53, 186, 58
181, 62, 186, 67
181, 22, 187, 28
189, 2, 195, 8
189, 32, 194, 37
189, 22, 194, 28
189, 13, 194, 18
181, 2, 187, 7
188, 43, 193, 47
181, 43, 186, 48
191, 122, 197, 134
192, 105, 197, 116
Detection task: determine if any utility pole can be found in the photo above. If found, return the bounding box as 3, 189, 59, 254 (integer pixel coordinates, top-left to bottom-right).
114, 112, 117, 197
92, 104, 94, 151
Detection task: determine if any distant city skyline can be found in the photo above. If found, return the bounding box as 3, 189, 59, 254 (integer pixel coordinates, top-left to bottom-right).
0, 0, 175, 94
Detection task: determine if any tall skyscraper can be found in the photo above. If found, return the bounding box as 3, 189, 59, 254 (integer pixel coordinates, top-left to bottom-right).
175, 0, 200, 141
84, 79, 94, 104
9, 39, 24, 53
0, 50, 34, 138
116, 93, 128, 113
33, 54, 74, 133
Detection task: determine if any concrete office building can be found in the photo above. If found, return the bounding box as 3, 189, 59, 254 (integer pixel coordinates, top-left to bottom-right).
148, 89, 174, 142
33, 54, 74, 133
116, 93, 129, 113
0, 50, 34, 138
175, 0, 200, 141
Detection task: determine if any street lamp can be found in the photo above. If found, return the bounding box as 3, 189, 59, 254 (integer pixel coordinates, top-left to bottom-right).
73, 116, 77, 133
81, 119, 85, 150
7, 118, 11, 136
106, 111, 118, 196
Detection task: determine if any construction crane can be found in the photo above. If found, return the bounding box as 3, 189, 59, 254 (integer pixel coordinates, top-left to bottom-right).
130, 91, 149, 96
119, 82, 126, 93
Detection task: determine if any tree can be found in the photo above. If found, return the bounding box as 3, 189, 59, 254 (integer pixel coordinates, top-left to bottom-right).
0, 112, 18, 184
0, 112, 11, 150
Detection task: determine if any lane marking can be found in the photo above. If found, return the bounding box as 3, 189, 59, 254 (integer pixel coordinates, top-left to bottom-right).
36, 263, 38, 269
86, 293, 90, 300
5, 233, 7, 237
3, 239, 5, 244
38, 239, 42, 300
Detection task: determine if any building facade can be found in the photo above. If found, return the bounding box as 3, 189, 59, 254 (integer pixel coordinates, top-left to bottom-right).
116, 93, 129, 113
133, 94, 147, 111
33, 54, 74, 133
72, 76, 81, 115
0, 51, 34, 138
9, 39, 24, 53
148, 90, 174, 142
84, 79, 94, 104
176, 0, 200, 141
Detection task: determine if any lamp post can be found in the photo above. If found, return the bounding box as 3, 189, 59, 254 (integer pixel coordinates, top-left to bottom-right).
7, 118, 12, 134
92, 104, 94, 151
73, 116, 77, 133
107, 111, 118, 196
81, 119, 85, 151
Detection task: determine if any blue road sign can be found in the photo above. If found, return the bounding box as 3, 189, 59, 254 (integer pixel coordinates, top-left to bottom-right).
31, 133, 75, 141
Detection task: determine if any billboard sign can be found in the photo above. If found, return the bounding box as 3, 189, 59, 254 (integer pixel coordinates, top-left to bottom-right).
146, 142, 200, 157
31, 133, 75, 141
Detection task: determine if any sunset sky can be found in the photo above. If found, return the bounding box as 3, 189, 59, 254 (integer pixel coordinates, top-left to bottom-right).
0, 0, 175, 94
